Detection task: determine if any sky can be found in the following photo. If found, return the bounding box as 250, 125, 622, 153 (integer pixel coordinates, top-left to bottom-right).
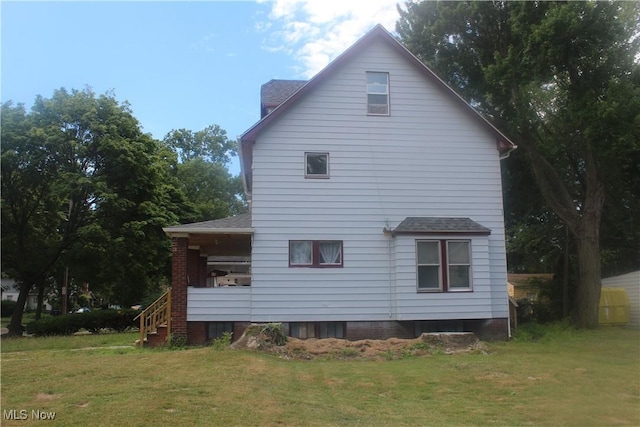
1, 0, 403, 175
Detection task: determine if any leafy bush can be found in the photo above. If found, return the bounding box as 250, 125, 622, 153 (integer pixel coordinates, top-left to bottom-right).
261, 323, 287, 346
1, 300, 17, 317
511, 320, 577, 343
26, 309, 138, 336
211, 331, 233, 350
169, 334, 188, 349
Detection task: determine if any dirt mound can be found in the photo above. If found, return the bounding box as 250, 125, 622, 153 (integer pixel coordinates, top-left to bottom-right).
231, 325, 487, 360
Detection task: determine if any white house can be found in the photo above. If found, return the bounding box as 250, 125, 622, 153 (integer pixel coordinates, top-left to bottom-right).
1, 278, 53, 312
163, 25, 516, 345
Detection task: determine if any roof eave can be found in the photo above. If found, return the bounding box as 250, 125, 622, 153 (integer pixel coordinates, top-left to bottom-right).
163, 227, 254, 236
391, 230, 491, 237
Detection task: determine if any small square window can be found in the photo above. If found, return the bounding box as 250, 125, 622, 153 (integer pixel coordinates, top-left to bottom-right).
318, 241, 342, 265
305, 152, 329, 178
290, 241, 313, 266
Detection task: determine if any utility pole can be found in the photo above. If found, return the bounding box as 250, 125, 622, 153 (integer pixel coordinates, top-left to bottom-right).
62, 267, 68, 314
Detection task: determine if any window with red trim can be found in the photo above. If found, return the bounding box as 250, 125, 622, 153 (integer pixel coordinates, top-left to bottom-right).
417, 240, 471, 291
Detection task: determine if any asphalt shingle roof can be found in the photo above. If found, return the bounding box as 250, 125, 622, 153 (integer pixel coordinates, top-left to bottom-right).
261, 79, 307, 108
164, 212, 251, 232
393, 217, 491, 235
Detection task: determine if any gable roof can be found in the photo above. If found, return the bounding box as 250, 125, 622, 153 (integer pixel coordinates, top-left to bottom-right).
239, 24, 517, 194
391, 217, 492, 236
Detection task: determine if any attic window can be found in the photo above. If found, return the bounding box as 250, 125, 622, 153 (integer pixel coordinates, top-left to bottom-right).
367, 72, 389, 115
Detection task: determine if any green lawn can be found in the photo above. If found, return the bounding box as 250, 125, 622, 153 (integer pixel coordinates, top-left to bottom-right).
1, 326, 639, 426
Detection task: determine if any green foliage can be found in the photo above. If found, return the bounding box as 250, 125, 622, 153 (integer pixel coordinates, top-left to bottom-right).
261, 323, 287, 346
163, 124, 236, 164
1, 88, 194, 336
1, 300, 17, 317
25, 309, 138, 336
162, 124, 247, 223
175, 158, 246, 222
511, 320, 577, 343
168, 334, 188, 350
211, 331, 233, 350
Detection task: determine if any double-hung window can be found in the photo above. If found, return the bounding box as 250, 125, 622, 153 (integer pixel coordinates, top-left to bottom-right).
417, 240, 471, 291
289, 240, 343, 267
367, 72, 389, 115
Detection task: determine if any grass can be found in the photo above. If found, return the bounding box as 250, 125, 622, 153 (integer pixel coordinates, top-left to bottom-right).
1, 312, 42, 329
1, 325, 639, 426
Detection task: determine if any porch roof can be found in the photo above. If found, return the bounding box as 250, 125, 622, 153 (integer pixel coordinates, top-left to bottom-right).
391, 217, 491, 236
163, 212, 253, 235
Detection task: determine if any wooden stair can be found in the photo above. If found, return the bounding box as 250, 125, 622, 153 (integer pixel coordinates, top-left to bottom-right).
134, 289, 171, 347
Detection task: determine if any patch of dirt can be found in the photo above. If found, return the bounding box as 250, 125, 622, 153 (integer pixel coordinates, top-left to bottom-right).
36, 393, 60, 401
231, 325, 488, 360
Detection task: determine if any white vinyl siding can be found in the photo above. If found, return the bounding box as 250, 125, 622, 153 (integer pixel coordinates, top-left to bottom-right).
245, 37, 508, 323
187, 287, 251, 322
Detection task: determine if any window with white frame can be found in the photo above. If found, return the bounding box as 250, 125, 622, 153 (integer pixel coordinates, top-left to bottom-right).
305, 152, 329, 178
367, 72, 389, 115
289, 240, 343, 267
416, 240, 471, 291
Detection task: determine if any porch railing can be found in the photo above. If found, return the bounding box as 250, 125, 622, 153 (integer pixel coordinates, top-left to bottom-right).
133, 288, 171, 345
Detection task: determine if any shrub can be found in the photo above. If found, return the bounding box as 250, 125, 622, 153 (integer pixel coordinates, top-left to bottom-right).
169, 334, 188, 349
261, 323, 287, 346
511, 320, 576, 342
26, 309, 138, 336
1, 300, 17, 317
211, 331, 233, 350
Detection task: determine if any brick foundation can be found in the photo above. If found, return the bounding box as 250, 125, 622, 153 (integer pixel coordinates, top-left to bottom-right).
345, 321, 415, 340
184, 318, 508, 345
187, 321, 207, 345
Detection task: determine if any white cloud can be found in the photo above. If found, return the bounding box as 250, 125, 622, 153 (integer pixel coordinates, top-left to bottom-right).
260, 0, 401, 78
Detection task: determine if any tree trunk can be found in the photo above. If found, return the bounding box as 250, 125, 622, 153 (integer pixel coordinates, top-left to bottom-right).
522, 140, 605, 328
35, 281, 45, 321
563, 226, 570, 318
572, 223, 602, 328
7, 282, 32, 336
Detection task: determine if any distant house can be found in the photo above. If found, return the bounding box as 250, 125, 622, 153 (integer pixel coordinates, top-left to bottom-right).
602, 271, 640, 328
1, 278, 53, 312
162, 25, 517, 345
507, 274, 554, 302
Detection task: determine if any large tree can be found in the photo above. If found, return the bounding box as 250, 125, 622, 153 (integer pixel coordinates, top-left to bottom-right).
397, 1, 640, 327
163, 126, 246, 222
1, 88, 187, 335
